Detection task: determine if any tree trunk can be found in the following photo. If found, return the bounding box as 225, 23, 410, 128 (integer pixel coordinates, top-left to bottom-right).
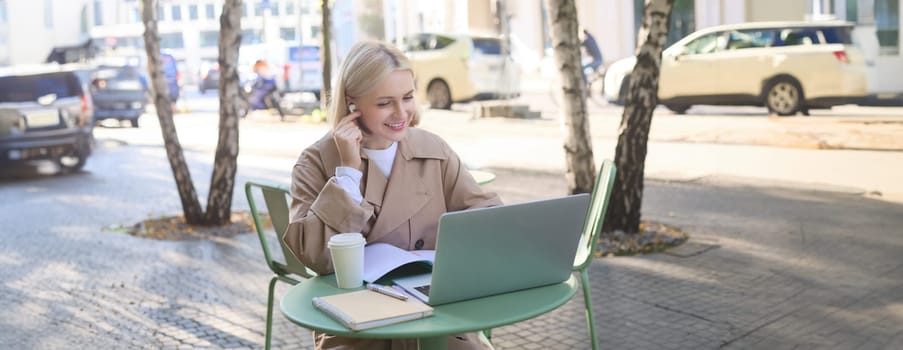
141, 0, 204, 224
545, 0, 595, 195
602, 0, 673, 234
204, 0, 243, 225
320, 0, 333, 110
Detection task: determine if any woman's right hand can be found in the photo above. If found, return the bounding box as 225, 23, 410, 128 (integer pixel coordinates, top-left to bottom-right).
333, 111, 364, 170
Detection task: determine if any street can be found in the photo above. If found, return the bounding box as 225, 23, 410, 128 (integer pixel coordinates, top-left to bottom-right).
1, 90, 902, 349
106, 88, 903, 203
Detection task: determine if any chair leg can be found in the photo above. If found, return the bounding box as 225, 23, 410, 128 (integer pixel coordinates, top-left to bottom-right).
266, 275, 278, 350
581, 270, 600, 350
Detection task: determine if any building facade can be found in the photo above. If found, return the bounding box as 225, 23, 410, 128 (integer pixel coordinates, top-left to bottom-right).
0, 0, 90, 67
88, 0, 322, 85
1, 0, 900, 94
0, 0, 322, 86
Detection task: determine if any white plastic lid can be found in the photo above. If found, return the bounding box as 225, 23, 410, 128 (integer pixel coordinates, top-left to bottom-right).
327, 233, 365, 248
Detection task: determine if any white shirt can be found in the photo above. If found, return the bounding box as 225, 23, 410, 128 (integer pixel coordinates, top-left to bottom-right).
334, 142, 398, 204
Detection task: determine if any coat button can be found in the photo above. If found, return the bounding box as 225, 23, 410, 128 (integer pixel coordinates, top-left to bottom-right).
414, 239, 424, 250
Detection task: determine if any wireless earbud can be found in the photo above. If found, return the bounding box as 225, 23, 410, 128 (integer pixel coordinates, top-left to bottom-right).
349, 103, 357, 113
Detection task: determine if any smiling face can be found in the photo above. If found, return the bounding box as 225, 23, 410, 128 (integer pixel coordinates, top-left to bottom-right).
350, 69, 417, 149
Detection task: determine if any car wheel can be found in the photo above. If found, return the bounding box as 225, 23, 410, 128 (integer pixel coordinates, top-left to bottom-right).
130, 118, 140, 128
427, 80, 452, 110
58, 142, 89, 173
764, 77, 803, 116
665, 104, 690, 114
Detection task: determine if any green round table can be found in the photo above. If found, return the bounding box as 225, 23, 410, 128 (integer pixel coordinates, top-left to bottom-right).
280, 274, 578, 349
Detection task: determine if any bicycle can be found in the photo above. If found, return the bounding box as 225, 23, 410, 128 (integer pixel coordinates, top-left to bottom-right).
549, 64, 607, 108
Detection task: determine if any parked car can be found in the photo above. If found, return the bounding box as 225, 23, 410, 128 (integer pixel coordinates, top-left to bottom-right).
400, 33, 521, 109
602, 21, 868, 115
90, 65, 148, 127
198, 60, 258, 95
141, 52, 181, 102
198, 61, 220, 94
0, 69, 95, 172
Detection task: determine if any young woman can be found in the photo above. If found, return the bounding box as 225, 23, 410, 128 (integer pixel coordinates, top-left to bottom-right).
282, 40, 500, 349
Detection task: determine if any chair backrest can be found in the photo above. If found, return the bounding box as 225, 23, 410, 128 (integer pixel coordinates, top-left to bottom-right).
573, 159, 617, 271
245, 181, 317, 280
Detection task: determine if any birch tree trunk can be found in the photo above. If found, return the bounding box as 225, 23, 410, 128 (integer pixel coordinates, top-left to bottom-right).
204, 0, 242, 225
545, 0, 595, 194
141, 0, 204, 224
603, 0, 673, 234
320, 0, 333, 110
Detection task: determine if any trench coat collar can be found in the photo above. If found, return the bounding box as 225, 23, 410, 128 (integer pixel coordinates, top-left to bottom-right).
364, 129, 447, 240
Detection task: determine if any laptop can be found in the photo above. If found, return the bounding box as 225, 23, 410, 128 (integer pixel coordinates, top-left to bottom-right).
393, 193, 590, 306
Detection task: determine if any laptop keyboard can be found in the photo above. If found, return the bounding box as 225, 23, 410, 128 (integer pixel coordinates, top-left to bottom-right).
414, 285, 431, 296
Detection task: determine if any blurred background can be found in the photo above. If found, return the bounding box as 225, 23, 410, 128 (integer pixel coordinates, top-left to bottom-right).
0, 0, 899, 101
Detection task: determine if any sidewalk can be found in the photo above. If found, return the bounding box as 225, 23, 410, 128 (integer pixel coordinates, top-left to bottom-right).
2, 143, 901, 349
517, 69, 903, 152
150, 95, 903, 202
2, 106, 901, 349
481, 167, 903, 349
425, 107, 903, 203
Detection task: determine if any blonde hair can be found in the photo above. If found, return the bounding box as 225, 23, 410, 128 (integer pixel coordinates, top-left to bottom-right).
327, 41, 420, 128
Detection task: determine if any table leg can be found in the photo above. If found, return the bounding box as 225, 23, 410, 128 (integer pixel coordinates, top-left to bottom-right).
417, 336, 447, 350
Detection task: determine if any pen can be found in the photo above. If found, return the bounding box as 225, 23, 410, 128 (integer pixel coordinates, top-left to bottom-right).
367, 284, 409, 301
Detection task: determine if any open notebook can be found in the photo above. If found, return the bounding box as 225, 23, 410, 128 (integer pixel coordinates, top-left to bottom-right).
362, 243, 435, 284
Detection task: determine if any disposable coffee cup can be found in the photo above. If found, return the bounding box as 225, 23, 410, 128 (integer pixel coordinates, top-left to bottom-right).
327, 233, 366, 289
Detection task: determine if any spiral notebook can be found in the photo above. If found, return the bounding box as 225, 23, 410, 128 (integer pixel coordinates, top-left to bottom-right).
312, 289, 433, 331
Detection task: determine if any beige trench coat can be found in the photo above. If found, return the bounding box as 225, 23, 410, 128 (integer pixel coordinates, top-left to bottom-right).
283, 127, 501, 350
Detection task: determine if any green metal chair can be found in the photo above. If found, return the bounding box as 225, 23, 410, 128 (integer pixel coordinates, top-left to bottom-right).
482, 160, 616, 348
573, 159, 617, 350
245, 180, 318, 350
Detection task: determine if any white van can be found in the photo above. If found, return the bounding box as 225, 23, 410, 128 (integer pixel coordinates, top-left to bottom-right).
286, 44, 323, 100
238, 42, 322, 100
603, 21, 868, 115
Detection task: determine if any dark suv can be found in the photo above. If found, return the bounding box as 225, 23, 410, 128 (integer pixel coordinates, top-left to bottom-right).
0, 70, 95, 173
90, 65, 148, 127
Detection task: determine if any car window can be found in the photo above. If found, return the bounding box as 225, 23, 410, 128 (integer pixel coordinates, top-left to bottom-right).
404, 34, 455, 52
472, 38, 501, 55
683, 33, 722, 55
778, 29, 821, 46
94, 67, 141, 81
819, 26, 854, 44
403, 34, 430, 51
726, 30, 776, 50
0, 73, 81, 103
433, 35, 455, 50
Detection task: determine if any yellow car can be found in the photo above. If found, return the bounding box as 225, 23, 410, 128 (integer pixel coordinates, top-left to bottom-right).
603, 21, 868, 116
401, 33, 521, 109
